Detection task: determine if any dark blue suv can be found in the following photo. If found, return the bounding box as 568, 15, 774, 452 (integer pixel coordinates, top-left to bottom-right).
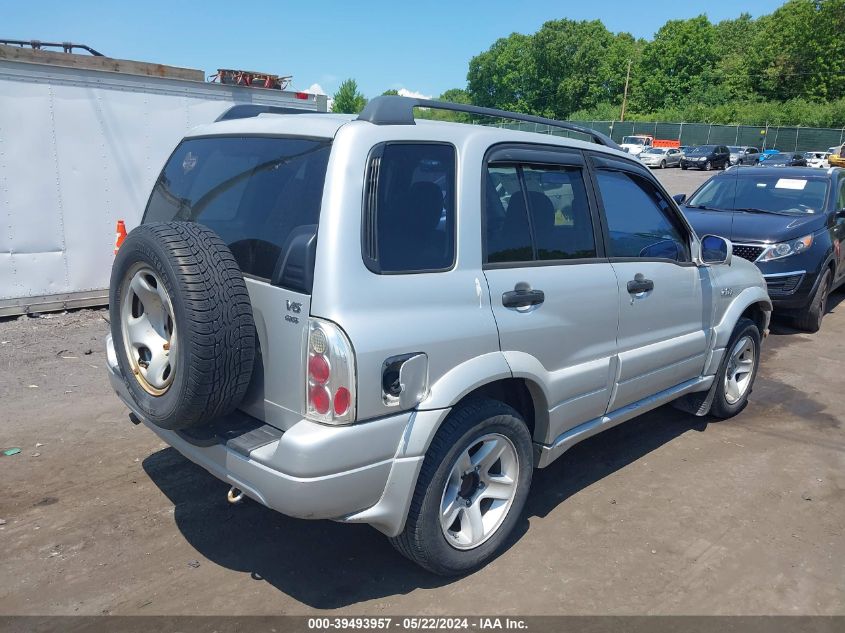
675, 166, 845, 331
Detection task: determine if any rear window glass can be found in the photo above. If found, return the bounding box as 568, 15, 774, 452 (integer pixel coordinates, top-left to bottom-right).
362, 143, 456, 273
144, 136, 331, 284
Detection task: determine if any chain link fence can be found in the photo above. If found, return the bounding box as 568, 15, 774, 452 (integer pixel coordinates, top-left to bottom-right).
501, 119, 845, 152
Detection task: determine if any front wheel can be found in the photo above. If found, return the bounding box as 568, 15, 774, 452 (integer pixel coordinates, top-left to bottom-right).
390, 398, 533, 576
660, 160, 666, 169
794, 269, 831, 333
681, 165, 688, 170
704, 161, 712, 171
710, 318, 761, 419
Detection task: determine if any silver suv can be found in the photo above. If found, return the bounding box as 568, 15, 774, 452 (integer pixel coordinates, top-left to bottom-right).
106, 96, 772, 575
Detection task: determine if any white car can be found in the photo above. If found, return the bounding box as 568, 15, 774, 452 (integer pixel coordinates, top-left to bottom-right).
639, 147, 682, 168
804, 151, 831, 169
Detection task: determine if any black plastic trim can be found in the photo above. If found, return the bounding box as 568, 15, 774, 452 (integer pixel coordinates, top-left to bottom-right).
356, 95, 621, 150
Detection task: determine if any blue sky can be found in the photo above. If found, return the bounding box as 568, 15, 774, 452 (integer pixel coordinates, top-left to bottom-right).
5, 0, 785, 98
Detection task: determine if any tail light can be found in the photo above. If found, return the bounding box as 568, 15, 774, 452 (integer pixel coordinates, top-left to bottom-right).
305, 318, 356, 424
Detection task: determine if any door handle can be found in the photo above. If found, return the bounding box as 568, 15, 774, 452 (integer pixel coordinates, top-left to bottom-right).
502, 283, 545, 308
627, 276, 654, 294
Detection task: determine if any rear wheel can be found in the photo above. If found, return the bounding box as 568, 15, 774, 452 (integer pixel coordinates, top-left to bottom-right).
794, 269, 831, 333
710, 318, 761, 419
390, 398, 533, 576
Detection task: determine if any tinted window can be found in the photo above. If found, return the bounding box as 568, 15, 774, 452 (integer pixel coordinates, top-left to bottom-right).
595, 170, 689, 261
144, 136, 330, 284
686, 173, 828, 214
485, 163, 596, 263
363, 143, 455, 273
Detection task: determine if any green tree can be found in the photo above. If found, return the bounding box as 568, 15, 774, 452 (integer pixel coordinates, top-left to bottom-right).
467, 33, 535, 113
712, 14, 758, 102
634, 16, 719, 111
750, 0, 845, 102
381, 88, 400, 96
530, 19, 639, 118
332, 78, 367, 113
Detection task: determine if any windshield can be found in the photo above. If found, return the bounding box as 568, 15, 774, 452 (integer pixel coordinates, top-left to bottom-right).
622, 136, 647, 145
687, 145, 715, 155
643, 148, 665, 155
686, 174, 828, 215
144, 136, 331, 285
768, 153, 790, 161
728, 146, 741, 152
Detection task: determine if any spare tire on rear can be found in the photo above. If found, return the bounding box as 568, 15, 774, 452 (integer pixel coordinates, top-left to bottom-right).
109, 222, 255, 430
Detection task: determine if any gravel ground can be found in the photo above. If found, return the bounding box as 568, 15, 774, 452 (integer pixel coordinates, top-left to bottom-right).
0, 166, 843, 616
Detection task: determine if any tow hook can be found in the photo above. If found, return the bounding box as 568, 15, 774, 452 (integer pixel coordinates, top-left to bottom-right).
227, 486, 245, 505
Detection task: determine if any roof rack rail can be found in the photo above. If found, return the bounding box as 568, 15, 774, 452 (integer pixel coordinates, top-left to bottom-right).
216, 104, 319, 122
356, 95, 620, 150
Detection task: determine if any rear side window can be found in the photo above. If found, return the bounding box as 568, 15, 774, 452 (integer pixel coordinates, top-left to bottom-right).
144, 136, 331, 286
362, 143, 455, 273
485, 163, 596, 263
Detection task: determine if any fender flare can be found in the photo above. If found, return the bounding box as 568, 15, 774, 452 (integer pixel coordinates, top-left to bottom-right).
713, 286, 772, 350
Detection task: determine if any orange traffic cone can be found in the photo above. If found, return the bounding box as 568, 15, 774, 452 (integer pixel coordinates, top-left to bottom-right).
114, 220, 127, 255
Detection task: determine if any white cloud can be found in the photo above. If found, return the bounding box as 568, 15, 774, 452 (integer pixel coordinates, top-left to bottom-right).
304, 83, 326, 95
398, 87, 432, 100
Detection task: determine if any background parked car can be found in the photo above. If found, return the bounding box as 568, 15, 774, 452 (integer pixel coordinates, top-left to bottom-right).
639, 147, 682, 168
804, 151, 831, 168
729, 146, 761, 165
675, 166, 845, 332
680, 145, 731, 170
679, 145, 693, 157
761, 152, 807, 167
758, 149, 781, 162
830, 145, 845, 168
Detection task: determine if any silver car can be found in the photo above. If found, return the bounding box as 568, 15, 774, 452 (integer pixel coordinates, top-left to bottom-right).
640, 147, 682, 168
729, 146, 761, 165
106, 96, 771, 575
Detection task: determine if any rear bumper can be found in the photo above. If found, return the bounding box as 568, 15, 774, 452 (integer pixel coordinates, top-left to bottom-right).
106, 335, 428, 536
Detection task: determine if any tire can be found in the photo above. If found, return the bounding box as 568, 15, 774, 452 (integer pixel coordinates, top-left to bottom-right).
660, 160, 666, 169
704, 161, 712, 171
390, 398, 533, 576
709, 318, 761, 419
794, 269, 831, 333
681, 165, 688, 170
109, 222, 255, 430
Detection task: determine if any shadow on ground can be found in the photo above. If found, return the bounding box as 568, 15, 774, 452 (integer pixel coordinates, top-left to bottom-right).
143, 404, 711, 609
139, 290, 845, 608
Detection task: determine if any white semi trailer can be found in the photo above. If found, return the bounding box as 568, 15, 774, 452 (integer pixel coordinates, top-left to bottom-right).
0, 45, 327, 316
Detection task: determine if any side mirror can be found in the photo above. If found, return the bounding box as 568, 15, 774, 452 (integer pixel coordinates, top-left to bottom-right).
701, 234, 732, 266
835, 209, 845, 225
672, 193, 687, 204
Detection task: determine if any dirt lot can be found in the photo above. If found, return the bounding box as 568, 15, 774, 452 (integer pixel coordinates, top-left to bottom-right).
1, 167, 843, 616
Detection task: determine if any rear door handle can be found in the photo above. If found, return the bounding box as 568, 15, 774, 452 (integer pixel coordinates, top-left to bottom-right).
502, 284, 545, 308
627, 276, 654, 294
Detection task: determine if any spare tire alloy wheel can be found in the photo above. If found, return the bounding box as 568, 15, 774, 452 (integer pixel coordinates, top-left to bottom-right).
110, 222, 255, 430
121, 264, 177, 396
